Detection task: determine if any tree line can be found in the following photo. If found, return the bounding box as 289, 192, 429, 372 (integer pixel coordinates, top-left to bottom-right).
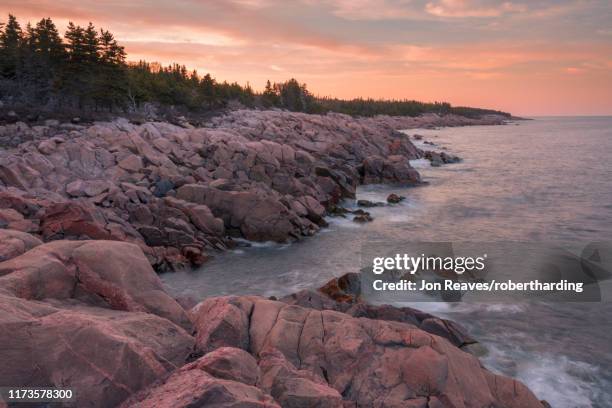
0, 14, 509, 118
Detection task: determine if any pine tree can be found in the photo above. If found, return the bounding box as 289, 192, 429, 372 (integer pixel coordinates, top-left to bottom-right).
0, 14, 23, 78
83, 23, 99, 63
199, 73, 216, 108
18, 18, 65, 104
98, 28, 127, 110
262, 80, 279, 107
63, 22, 90, 107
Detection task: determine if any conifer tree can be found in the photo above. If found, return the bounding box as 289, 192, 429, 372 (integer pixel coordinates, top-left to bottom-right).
0, 14, 23, 78
19, 18, 65, 103
262, 80, 279, 107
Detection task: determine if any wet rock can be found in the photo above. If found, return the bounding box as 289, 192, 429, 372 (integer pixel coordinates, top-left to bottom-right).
177, 185, 301, 242
361, 155, 421, 184
318, 272, 362, 303
353, 213, 373, 223
386, 193, 405, 204
181, 245, 207, 266
328, 206, 351, 217
283, 273, 478, 350
164, 197, 225, 237
356, 199, 384, 208
425, 151, 461, 167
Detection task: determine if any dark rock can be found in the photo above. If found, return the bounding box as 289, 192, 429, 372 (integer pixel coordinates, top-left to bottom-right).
153, 179, 175, 197
356, 199, 384, 208
386, 193, 405, 204
353, 213, 373, 223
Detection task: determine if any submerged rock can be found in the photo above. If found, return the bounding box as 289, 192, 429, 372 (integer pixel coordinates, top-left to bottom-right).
356, 199, 385, 207
387, 193, 405, 204
425, 150, 461, 167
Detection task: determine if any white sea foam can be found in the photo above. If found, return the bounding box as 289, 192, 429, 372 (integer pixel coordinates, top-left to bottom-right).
326, 216, 363, 229
409, 158, 431, 169
511, 354, 602, 408
232, 238, 284, 248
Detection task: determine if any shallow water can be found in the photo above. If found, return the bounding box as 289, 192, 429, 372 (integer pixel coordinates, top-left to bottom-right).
163, 116, 612, 407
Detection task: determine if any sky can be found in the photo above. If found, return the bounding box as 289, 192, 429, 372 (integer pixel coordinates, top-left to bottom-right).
2, 0, 611, 115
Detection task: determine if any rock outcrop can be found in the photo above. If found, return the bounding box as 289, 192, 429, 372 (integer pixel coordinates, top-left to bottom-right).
282, 273, 478, 350
0, 231, 544, 408
0, 234, 194, 408
186, 295, 544, 408
0, 110, 498, 270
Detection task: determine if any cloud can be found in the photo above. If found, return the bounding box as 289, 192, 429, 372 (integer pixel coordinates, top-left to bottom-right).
313, 0, 419, 20
424, 0, 527, 18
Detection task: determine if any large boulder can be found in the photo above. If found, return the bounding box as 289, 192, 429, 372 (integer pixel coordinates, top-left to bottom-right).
163, 196, 225, 237
120, 353, 279, 408
283, 273, 477, 349
258, 348, 343, 408
361, 155, 421, 184
0, 293, 194, 408
192, 347, 260, 386
190, 296, 254, 354
190, 296, 544, 408
0, 240, 191, 330
39, 201, 114, 240
177, 185, 301, 242
0, 238, 197, 408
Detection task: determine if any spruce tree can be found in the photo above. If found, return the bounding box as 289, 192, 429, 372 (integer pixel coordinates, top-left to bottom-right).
63, 22, 88, 107
0, 14, 23, 79
99, 29, 127, 110
262, 80, 279, 107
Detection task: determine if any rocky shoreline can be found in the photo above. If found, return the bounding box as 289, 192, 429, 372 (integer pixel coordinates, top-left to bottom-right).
0, 231, 546, 407
0, 110, 549, 407
1, 110, 498, 272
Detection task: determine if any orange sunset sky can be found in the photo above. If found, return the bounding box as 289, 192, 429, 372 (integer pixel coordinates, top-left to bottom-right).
2, 0, 611, 116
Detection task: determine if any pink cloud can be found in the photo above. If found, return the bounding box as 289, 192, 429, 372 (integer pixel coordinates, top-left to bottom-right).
425, 0, 527, 18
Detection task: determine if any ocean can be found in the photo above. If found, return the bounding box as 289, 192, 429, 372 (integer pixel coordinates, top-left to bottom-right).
162, 116, 612, 407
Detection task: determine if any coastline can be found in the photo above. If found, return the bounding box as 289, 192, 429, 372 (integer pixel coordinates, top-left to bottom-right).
0, 109, 507, 272
0, 110, 550, 407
